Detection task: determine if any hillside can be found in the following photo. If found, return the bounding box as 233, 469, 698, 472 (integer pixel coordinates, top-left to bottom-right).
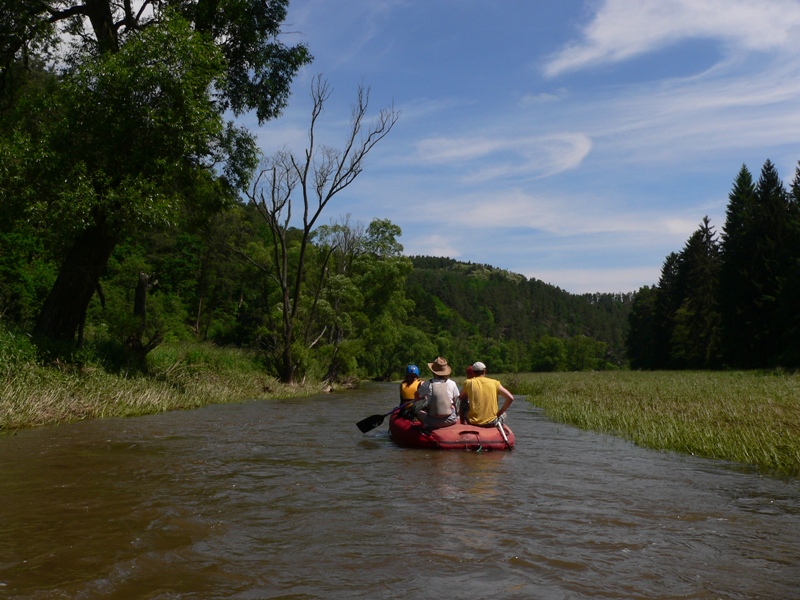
406, 256, 633, 371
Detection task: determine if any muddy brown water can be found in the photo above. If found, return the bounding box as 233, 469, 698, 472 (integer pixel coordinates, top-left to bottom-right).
1, 383, 799, 599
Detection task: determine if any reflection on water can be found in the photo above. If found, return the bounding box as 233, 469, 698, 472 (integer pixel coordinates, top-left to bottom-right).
1, 383, 799, 599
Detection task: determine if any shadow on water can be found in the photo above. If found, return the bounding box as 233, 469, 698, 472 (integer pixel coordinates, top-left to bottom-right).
1, 382, 799, 599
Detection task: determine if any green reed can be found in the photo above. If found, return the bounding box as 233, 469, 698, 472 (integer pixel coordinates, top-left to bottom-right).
0, 339, 317, 431
507, 371, 800, 475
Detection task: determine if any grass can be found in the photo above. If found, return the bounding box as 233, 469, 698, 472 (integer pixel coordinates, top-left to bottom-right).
506, 371, 800, 476
0, 329, 320, 431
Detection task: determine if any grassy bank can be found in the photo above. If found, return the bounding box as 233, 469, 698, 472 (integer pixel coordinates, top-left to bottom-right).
507, 371, 800, 476
1, 328, 321, 431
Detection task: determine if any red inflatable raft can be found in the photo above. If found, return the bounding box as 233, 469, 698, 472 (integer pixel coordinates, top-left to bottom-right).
389, 413, 515, 451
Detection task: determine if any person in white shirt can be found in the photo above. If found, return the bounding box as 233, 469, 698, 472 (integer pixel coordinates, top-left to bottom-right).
415, 356, 459, 429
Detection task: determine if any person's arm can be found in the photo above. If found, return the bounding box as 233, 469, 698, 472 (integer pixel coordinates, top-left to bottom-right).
496, 384, 514, 417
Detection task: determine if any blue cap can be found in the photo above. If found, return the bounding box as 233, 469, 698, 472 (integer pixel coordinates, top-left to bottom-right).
406, 364, 420, 376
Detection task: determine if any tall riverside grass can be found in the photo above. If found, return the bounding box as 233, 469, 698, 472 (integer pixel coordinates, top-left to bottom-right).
507, 371, 800, 475
1, 337, 319, 431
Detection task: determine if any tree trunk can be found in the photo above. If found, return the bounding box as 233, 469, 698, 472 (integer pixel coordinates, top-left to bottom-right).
33, 225, 117, 343
125, 272, 161, 372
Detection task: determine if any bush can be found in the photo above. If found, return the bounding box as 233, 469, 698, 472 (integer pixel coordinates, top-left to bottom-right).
0, 322, 38, 374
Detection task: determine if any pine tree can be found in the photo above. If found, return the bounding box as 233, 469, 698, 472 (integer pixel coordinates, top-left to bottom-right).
626, 286, 659, 369
669, 217, 721, 368
718, 164, 758, 366
652, 252, 684, 368
719, 160, 792, 367
777, 164, 800, 365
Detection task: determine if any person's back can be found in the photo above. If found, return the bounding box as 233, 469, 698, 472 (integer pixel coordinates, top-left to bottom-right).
399, 365, 421, 401
400, 378, 421, 401
460, 361, 514, 426
463, 376, 502, 425
427, 378, 455, 417
415, 357, 459, 429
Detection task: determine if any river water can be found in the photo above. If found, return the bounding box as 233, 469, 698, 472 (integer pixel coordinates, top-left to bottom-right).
1, 383, 799, 599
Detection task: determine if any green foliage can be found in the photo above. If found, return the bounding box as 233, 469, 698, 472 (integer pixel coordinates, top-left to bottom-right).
0, 227, 56, 326
406, 257, 632, 373
532, 335, 567, 372
24, 16, 228, 243
0, 322, 38, 376
2, 1, 306, 346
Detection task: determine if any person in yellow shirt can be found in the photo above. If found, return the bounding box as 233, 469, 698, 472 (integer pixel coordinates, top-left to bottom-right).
458, 361, 514, 426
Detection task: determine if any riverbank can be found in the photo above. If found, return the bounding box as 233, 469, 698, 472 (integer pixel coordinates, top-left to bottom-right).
1, 330, 322, 431
508, 371, 800, 476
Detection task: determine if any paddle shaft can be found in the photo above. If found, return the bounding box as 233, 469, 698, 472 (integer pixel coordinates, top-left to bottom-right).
496, 417, 511, 449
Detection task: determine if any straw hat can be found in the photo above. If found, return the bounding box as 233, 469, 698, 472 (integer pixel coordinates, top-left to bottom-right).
427, 356, 452, 376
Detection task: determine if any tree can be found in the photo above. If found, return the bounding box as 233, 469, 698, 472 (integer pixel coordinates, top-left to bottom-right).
531, 335, 566, 372
244, 76, 398, 383
1, 1, 310, 345
626, 286, 659, 369
565, 335, 606, 371
669, 217, 721, 368
312, 216, 417, 382
650, 252, 683, 368
779, 164, 800, 365
719, 160, 791, 366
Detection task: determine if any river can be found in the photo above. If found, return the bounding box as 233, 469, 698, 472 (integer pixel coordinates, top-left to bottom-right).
1, 383, 798, 599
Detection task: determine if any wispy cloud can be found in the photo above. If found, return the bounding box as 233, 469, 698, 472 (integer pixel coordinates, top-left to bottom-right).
288, 0, 405, 71
544, 0, 800, 77
412, 134, 592, 181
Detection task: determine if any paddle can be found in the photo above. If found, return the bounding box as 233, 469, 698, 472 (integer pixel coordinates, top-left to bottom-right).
496, 415, 511, 449
357, 404, 407, 433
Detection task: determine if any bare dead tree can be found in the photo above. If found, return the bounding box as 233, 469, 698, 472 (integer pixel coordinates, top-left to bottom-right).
245, 75, 399, 384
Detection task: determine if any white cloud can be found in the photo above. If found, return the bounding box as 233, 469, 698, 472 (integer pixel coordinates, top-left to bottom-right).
413, 133, 592, 181
544, 0, 800, 77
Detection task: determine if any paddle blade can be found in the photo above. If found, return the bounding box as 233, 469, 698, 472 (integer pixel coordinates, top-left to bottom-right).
356, 413, 386, 433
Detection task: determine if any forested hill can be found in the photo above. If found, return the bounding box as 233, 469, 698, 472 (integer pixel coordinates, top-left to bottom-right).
405, 256, 633, 371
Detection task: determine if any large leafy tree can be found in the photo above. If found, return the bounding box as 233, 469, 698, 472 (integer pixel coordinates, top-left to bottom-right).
1, 1, 310, 344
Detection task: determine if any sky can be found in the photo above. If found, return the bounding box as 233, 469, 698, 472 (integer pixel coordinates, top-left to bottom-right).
245, 0, 800, 294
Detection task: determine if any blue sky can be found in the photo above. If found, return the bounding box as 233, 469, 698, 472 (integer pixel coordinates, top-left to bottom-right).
247, 0, 800, 294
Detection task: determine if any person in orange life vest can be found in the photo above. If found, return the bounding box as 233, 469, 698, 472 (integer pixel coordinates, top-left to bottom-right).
458, 361, 514, 426
459, 365, 475, 424
415, 357, 459, 429
398, 364, 422, 417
